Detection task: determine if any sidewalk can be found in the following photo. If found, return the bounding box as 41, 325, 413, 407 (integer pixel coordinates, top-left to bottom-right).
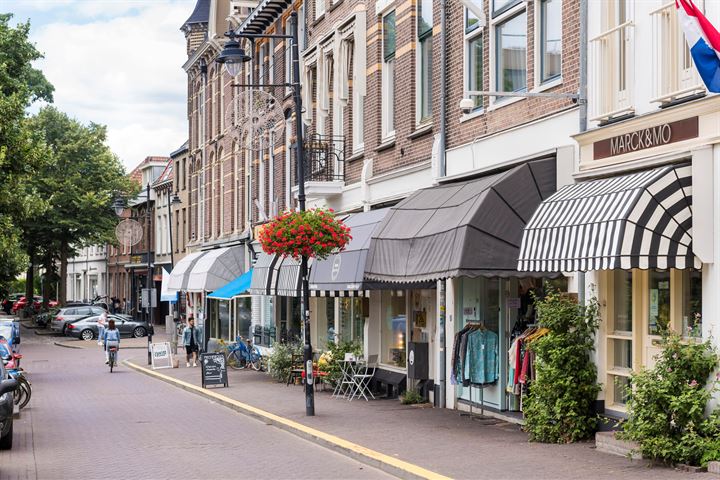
55, 333, 169, 349
124, 354, 706, 480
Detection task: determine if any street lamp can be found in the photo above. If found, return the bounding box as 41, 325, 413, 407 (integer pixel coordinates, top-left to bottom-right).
112, 197, 125, 217
168, 192, 182, 269
217, 12, 315, 416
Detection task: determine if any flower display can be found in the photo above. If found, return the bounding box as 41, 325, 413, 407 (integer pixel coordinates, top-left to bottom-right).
258, 208, 352, 260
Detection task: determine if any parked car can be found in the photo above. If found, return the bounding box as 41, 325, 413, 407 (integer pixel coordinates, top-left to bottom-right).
51, 305, 107, 334
11, 296, 55, 314
0, 361, 17, 449
0, 322, 19, 352
66, 314, 150, 341
1, 294, 22, 315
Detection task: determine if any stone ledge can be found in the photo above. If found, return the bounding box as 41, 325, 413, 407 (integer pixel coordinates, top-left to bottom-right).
595, 431, 642, 460
708, 461, 720, 475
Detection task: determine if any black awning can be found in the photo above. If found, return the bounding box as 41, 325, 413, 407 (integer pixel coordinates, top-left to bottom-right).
365, 158, 556, 282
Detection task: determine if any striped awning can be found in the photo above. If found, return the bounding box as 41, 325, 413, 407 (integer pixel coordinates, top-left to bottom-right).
518, 164, 700, 272
249, 253, 305, 297
310, 289, 369, 298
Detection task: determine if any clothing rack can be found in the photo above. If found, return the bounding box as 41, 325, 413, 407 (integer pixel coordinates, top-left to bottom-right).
458, 322, 497, 423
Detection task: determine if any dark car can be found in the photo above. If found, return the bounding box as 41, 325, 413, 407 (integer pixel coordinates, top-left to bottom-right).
66, 314, 150, 341
51, 305, 107, 334
0, 361, 17, 449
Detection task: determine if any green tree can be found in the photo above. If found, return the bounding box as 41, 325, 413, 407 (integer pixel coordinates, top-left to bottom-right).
0, 13, 54, 295
23, 107, 137, 305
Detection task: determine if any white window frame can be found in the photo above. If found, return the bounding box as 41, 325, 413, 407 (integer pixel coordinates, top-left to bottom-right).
534, 0, 562, 89
315, 0, 325, 20
489, 3, 527, 108
416, 0, 433, 125
463, 7, 484, 117
352, 38, 365, 153
381, 10, 396, 141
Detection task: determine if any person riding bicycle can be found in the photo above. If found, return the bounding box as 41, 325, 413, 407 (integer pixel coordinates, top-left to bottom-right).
103, 319, 120, 366
181, 316, 201, 368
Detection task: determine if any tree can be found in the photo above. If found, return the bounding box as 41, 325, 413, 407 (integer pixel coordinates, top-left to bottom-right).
0, 13, 54, 295
23, 107, 137, 305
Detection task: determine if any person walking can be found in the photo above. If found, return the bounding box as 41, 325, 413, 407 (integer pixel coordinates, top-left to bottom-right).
182, 316, 200, 367
103, 319, 120, 365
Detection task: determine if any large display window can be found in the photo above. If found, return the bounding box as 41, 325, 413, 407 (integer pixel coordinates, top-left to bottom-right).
380, 291, 407, 368
340, 297, 366, 345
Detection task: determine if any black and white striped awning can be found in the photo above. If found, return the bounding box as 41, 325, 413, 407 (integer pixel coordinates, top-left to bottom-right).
310, 290, 369, 298
518, 163, 700, 272
249, 253, 304, 297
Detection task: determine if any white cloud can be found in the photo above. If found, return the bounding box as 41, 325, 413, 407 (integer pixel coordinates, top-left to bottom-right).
27, 0, 195, 171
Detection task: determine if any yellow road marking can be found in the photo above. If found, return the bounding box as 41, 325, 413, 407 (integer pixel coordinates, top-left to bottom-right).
125, 360, 452, 480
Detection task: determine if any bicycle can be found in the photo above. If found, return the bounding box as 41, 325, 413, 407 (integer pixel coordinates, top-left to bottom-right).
3, 353, 30, 410
107, 340, 119, 373
225, 336, 263, 371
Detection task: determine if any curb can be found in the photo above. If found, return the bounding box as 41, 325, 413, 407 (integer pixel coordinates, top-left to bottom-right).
33, 330, 56, 336
125, 360, 451, 480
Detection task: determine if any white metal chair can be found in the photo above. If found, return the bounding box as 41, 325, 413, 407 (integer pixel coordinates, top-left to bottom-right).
350, 354, 377, 401
332, 352, 357, 398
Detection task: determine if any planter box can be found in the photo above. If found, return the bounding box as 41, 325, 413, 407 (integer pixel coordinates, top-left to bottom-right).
595, 432, 642, 460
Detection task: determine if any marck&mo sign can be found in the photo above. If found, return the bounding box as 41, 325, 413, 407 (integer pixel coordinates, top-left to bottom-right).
593, 117, 698, 160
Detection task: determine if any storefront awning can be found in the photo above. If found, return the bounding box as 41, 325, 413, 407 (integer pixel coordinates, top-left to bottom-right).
167, 251, 207, 292
518, 163, 700, 272
208, 269, 253, 300
308, 208, 391, 297
249, 253, 305, 297
186, 246, 245, 293
365, 158, 556, 282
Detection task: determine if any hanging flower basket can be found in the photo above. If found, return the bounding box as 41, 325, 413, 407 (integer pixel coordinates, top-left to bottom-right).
258, 209, 352, 260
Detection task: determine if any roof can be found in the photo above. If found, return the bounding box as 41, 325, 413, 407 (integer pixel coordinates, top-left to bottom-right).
182, 0, 211, 30
152, 159, 174, 188
170, 140, 189, 159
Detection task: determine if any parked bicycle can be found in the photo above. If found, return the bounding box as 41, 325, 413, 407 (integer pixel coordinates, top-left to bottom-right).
2, 353, 30, 410
225, 336, 263, 371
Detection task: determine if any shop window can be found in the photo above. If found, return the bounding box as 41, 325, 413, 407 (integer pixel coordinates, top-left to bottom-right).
682, 269, 702, 338
613, 270, 632, 334
234, 296, 252, 340
219, 300, 230, 340
495, 10, 527, 94
381, 290, 406, 368
648, 270, 671, 336
340, 297, 365, 345
316, 298, 336, 351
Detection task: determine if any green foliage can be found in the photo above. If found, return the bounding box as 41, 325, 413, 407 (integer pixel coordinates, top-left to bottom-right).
322, 340, 363, 387
620, 333, 718, 466
266, 342, 303, 382
0, 14, 53, 293
400, 389, 425, 405
523, 291, 601, 443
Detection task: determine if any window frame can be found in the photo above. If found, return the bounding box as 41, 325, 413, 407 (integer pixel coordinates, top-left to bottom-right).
315, 0, 325, 21
464, 7, 484, 114
492, 0, 522, 17
490, 4, 528, 107
381, 10, 397, 140
416, 0, 433, 124
536, 0, 562, 86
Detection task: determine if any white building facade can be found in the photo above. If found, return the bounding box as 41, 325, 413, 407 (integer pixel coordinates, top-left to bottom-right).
65, 245, 107, 303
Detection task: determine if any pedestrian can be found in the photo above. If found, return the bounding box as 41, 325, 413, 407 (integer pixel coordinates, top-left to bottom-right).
182, 315, 200, 368
97, 310, 108, 362
103, 319, 120, 365
113, 297, 120, 314
121, 298, 127, 314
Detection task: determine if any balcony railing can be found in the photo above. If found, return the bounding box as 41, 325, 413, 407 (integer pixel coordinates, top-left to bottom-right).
650, 2, 705, 104
590, 20, 635, 123
302, 134, 345, 183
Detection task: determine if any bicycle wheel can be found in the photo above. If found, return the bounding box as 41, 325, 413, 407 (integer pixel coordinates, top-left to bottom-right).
17, 378, 30, 409
109, 351, 115, 373
227, 350, 244, 370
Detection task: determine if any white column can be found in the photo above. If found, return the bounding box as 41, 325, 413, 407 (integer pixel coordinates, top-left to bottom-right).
703, 145, 720, 408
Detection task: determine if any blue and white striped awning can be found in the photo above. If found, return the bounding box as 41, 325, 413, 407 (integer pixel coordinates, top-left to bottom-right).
518, 163, 700, 272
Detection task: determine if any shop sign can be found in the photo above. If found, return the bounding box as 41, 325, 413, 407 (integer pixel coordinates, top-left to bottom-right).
506, 297, 521, 309
150, 342, 173, 370
593, 117, 698, 160
201, 352, 228, 388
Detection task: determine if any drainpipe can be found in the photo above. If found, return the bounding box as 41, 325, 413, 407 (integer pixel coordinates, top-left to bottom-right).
437, 0, 448, 409
578, 0, 588, 306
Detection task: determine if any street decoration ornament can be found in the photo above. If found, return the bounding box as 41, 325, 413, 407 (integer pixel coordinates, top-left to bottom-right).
237, 89, 285, 151
258, 209, 352, 260
115, 219, 143, 247
224, 91, 243, 143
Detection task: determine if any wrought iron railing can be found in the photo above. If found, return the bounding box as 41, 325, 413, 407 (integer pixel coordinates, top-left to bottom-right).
301, 134, 345, 183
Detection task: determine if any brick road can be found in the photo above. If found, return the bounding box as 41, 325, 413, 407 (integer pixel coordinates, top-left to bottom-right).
0, 326, 390, 480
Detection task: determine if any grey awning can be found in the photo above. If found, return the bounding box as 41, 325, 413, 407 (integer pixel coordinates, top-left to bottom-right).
308, 209, 391, 296
167, 251, 207, 292
518, 163, 699, 272
249, 253, 304, 297
186, 246, 245, 293
365, 158, 556, 282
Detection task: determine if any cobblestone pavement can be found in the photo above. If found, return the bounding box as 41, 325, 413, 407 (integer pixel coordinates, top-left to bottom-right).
0, 326, 391, 480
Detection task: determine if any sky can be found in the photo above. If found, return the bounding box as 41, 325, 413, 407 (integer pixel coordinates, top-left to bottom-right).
3, 0, 197, 172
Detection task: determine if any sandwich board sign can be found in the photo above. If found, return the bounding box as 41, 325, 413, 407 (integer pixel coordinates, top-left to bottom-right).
200, 352, 228, 388
151, 342, 173, 370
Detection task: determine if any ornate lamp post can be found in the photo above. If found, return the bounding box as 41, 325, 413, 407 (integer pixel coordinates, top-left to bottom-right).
216, 12, 314, 416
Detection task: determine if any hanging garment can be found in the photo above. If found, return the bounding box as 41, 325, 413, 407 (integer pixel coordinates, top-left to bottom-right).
464, 329, 499, 385
451, 325, 473, 385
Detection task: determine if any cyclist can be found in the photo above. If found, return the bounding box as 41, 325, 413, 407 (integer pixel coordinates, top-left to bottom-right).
103, 319, 120, 366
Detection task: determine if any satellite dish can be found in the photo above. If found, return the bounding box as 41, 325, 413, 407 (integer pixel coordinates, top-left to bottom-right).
237, 89, 285, 151
115, 219, 144, 247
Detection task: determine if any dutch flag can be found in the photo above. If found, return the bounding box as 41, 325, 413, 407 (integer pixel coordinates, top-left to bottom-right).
677, 0, 720, 92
